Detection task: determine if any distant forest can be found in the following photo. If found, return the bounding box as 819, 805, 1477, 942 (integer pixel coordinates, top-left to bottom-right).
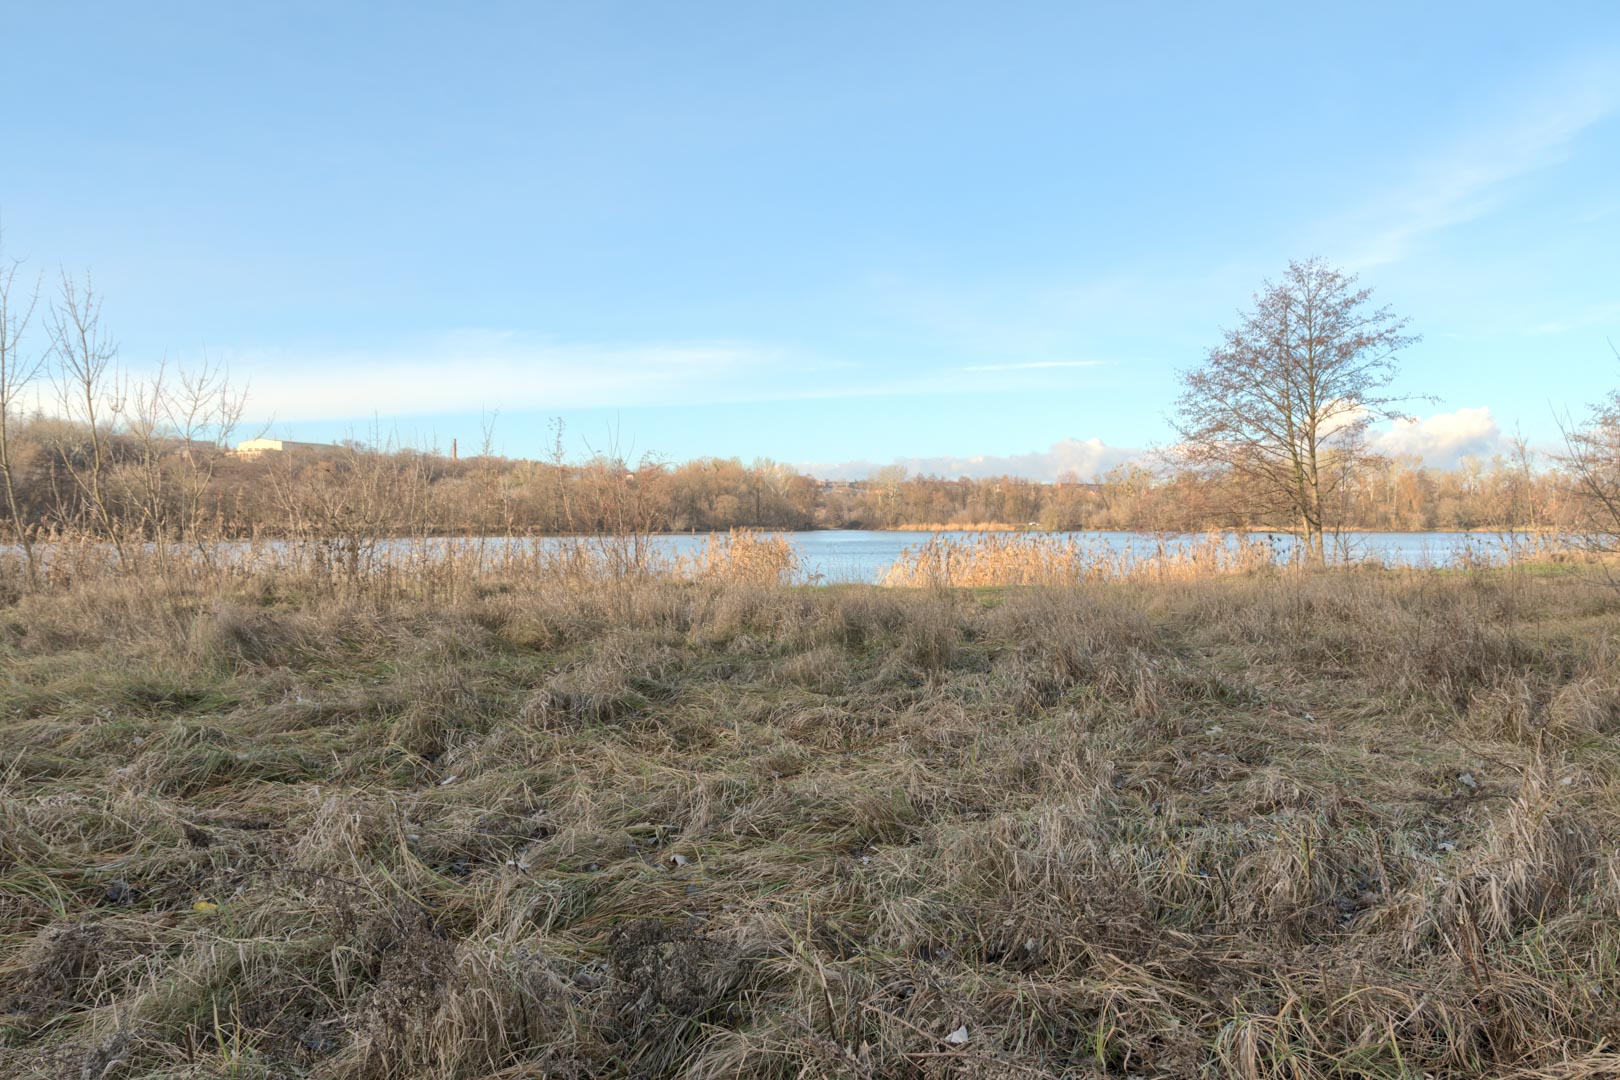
0, 415, 1564, 540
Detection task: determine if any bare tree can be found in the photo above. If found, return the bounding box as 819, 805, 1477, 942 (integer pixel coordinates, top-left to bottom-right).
47, 271, 127, 562
1559, 344, 1620, 568
547, 417, 572, 534
1172, 257, 1422, 561
166, 357, 248, 555
122, 359, 174, 549
0, 227, 44, 581
870, 464, 908, 525
116, 356, 248, 566
266, 430, 428, 588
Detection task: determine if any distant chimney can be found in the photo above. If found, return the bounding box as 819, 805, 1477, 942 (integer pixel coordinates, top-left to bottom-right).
451, 438, 458, 461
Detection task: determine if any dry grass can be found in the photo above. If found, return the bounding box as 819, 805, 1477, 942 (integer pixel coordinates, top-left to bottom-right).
2, 558, 1619, 1078
0, 528, 807, 607
880, 531, 1287, 587
673, 529, 802, 587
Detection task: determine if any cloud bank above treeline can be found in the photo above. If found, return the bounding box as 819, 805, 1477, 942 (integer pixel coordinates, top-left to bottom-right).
807, 407, 1525, 482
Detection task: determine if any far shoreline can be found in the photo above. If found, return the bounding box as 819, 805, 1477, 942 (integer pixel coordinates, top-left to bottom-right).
873, 523, 1553, 535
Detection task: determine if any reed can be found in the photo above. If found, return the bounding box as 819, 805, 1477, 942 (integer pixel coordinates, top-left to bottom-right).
879, 530, 1287, 587
673, 528, 802, 586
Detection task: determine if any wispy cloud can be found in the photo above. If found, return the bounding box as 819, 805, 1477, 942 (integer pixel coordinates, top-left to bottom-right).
200, 329, 1125, 422
1529, 300, 1620, 336
216, 331, 785, 420
1337, 59, 1620, 269
959, 360, 1109, 372
803, 406, 1524, 483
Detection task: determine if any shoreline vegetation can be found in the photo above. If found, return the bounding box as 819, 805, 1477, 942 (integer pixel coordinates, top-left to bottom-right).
878, 521, 1564, 534
0, 399, 1574, 547
0, 525, 1588, 599
0, 429, 1576, 543
4, 535, 1620, 1078
0, 435, 1575, 539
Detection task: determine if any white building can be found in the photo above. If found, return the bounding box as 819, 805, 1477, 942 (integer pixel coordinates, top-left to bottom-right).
232, 438, 334, 459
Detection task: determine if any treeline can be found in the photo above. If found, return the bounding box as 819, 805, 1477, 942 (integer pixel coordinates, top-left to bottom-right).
823, 453, 1559, 533
0, 411, 1570, 542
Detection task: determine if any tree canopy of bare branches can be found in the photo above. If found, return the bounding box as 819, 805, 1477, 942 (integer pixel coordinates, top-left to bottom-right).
0, 227, 44, 579
1559, 344, 1620, 566
1172, 257, 1422, 560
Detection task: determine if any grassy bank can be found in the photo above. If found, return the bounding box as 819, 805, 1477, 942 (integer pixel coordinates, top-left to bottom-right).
3, 562, 1620, 1078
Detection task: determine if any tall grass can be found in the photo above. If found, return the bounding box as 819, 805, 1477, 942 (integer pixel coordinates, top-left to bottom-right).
0, 528, 809, 608
881, 529, 1589, 587
880, 530, 1288, 586
672, 529, 801, 586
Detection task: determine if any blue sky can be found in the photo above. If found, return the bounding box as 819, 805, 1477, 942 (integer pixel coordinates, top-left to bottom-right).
3, 2, 1618, 478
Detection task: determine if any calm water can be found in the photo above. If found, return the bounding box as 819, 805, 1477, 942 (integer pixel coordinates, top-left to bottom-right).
634, 529, 1527, 584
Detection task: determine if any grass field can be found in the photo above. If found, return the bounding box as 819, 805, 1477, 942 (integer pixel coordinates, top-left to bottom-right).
3, 559, 1619, 1078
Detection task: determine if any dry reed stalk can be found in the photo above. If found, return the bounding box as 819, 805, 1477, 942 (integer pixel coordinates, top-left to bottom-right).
673, 529, 801, 587
879, 530, 1285, 587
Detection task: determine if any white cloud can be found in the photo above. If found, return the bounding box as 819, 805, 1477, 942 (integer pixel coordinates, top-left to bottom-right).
805, 437, 1143, 482
213, 331, 788, 420
1369, 406, 1514, 468
803, 409, 1523, 483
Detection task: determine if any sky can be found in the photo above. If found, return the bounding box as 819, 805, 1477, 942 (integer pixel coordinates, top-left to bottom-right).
2, 1, 1618, 479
